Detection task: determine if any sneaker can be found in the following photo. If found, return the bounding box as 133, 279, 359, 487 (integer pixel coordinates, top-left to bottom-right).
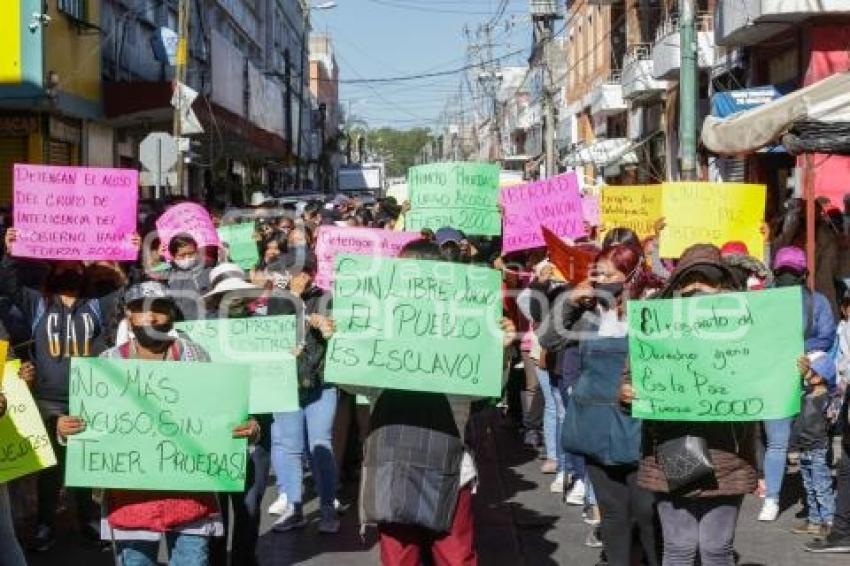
584, 504, 601, 526
267, 493, 289, 516
805, 535, 850, 553
28, 524, 55, 552
318, 506, 341, 534
566, 479, 586, 506
758, 498, 780, 522
333, 498, 348, 515
541, 460, 558, 474
272, 504, 307, 532
585, 526, 603, 548
792, 521, 824, 536
550, 472, 566, 493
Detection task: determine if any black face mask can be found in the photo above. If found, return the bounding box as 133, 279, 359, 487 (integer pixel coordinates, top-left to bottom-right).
133, 322, 173, 349
775, 272, 805, 288
593, 281, 625, 308
49, 271, 83, 293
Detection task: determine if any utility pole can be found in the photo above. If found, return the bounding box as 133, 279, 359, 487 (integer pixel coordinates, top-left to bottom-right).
172, 0, 190, 197
679, 0, 697, 180
531, 2, 561, 179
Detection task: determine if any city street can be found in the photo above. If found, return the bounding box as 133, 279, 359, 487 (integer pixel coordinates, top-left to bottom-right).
25, 409, 846, 566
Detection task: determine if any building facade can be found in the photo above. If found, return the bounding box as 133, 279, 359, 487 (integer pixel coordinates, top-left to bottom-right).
0, 0, 320, 206
0, 0, 106, 205
308, 33, 340, 192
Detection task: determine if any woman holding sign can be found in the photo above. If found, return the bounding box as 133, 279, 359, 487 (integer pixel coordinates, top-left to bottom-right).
623, 244, 758, 566
550, 242, 661, 566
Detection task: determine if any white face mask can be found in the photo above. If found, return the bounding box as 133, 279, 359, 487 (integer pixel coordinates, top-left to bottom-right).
174, 256, 199, 271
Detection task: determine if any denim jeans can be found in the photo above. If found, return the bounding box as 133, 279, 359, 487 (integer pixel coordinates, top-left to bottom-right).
537, 368, 566, 470
800, 447, 835, 525
271, 385, 338, 509
763, 417, 793, 500
116, 533, 209, 566
558, 384, 586, 480
0, 484, 26, 566
656, 495, 743, 566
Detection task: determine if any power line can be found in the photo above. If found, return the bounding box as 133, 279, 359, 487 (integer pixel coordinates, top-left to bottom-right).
364, 0, 522, 16
333, 47, 526, 84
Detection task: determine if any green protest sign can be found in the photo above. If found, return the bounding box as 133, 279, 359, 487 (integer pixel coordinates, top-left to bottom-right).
217, 223, 259, 270
325, 254, 503, 396
175, 316, 299, 414
626, 287, 804, 421
65, 358, 249, 491
406, 162, 501, 236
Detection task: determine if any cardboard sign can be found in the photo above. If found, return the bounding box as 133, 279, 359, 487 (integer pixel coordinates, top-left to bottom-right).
65, 358, 249, 491
156, 202, 220, 251
175, 316, 299, 414
12, 164, 139, 260
542, 227, 595, 284
500, 172, 585, 253
0, 360, 57, 483
406, 162, 501, 236
600, 185, 663, 239
325, 255, 504, 397
217, 223, 259, 271
582, 195, 601, 226
314, 226, 421, 290
659, 182, 765, 259
627, 288, 803, 421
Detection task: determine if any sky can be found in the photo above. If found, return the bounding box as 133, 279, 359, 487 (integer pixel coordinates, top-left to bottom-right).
311, 0, 531, 131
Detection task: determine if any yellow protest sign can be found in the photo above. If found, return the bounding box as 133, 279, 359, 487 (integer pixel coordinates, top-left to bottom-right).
600, 185, 663, 239
659, 182, 765, 259
0, 360, 57, 483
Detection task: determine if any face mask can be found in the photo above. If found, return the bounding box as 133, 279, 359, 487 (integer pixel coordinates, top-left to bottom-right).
133, 322, 173, 349
173, 256, 199, 271
592, 281, 624, 308
227, 301, 249, 318
50, 271, 83, 293
775, 272, 804, 287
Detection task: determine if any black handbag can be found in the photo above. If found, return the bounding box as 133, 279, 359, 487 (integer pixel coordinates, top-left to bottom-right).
656, 435, 716, 493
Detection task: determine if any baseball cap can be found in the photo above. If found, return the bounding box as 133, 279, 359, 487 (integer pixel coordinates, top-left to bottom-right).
773, 246, 807, 273
720, 241, 749, 257
124, 281, 172, 306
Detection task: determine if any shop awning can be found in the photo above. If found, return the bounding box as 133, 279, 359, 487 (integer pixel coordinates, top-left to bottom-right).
563, 138, 638, 167
701, 72, 850, 155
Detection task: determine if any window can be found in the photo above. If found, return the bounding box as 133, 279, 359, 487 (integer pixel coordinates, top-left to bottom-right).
58, 0, 86, 21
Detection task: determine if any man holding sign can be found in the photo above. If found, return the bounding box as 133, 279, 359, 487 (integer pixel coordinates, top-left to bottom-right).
62, 282, 258, 566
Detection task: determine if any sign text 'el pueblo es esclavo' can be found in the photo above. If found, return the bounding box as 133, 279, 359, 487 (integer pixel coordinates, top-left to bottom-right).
325, 255, 503, 397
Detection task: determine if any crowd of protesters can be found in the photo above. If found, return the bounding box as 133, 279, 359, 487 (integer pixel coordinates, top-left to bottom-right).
1, 188, 850, 566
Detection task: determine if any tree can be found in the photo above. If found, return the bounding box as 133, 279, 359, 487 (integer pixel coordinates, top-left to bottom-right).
366, 127, 433, 177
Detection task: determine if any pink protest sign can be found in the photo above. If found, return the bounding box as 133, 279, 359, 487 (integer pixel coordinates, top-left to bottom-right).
499, 172, 585, 254
582, 195, 600, 226
156, 202, 220, 251
12, 164, 139, 261
315, 226, 420, 290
